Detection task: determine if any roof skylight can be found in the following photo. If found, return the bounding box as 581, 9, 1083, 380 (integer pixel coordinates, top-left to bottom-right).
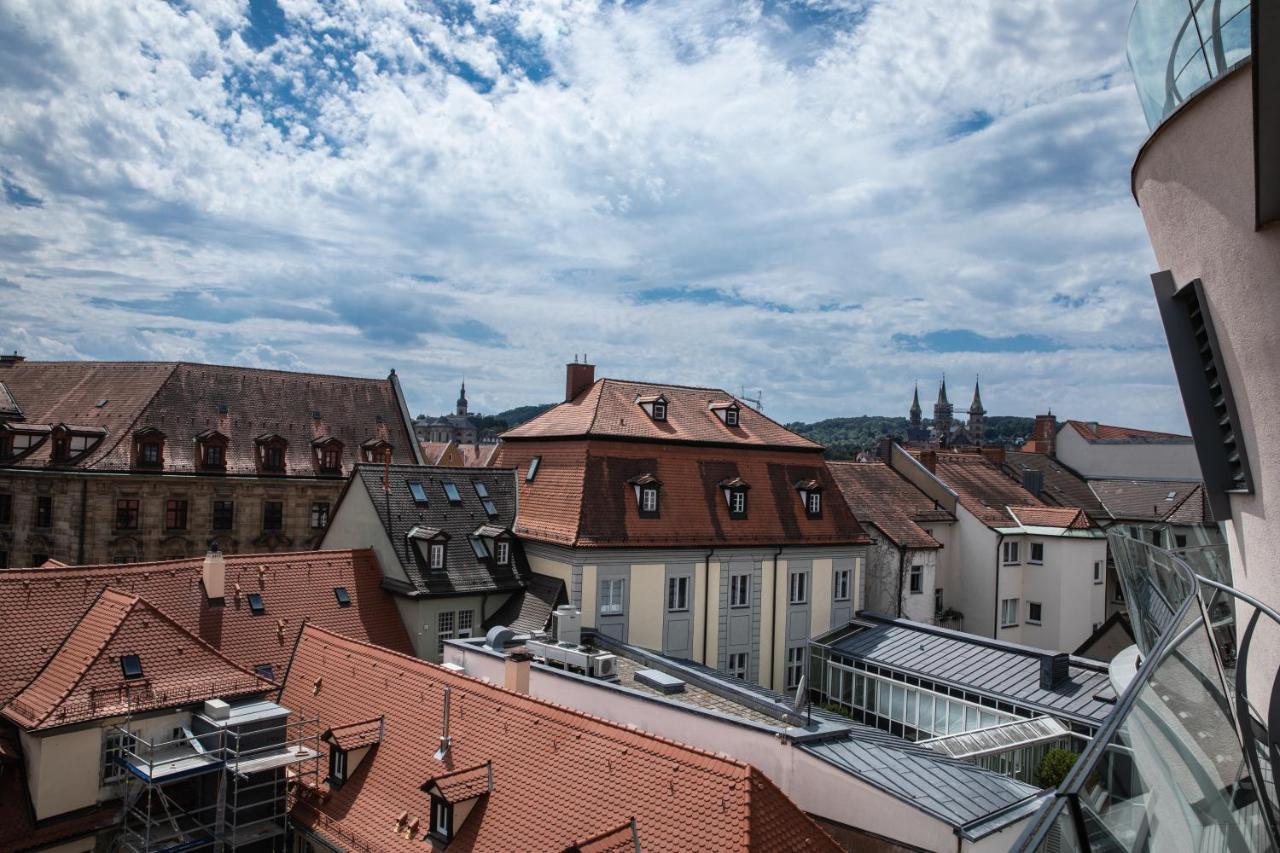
443, 482, 462, 504
334, 586, 351, 607
408, 481, 429, 505
121, 654, 142, 679
247, 593, 265, 615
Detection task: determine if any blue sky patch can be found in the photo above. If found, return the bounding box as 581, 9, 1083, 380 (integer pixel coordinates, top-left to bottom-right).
893, 328, 1059, 353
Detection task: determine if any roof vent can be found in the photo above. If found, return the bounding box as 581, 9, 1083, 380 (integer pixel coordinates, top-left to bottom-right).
1021, 469, 1044, 498
95, 398, 108, 408
434, 686, 453, 761
635, 669, 685, 695
1040, 653, 1071, 690
203, 698, 231, 721
485, 625, 516, 650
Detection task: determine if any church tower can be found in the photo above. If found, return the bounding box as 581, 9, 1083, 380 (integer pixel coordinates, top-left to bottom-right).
931, 377, 954, 445
967, 377, 986, 445
909, 384, 923, 430
456, 382, 468, 417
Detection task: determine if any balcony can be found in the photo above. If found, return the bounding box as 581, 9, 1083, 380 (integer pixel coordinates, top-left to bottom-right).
1127, 0, 1252, 130
1012, 531, 1280, 851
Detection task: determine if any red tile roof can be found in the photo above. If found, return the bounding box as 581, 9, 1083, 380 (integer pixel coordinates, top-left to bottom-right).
3, 588, 269, 731
1063, 420, 1192, 444
428, 763, 492, 804
0, 549, 412, 708
928, 452, 1047, 529
0, 360, 416, 474
283, 625, 840, 853
502, 379, 821, 450
420, 440, 456, 465
827, 462, 949, 549
495, 440, 868, 548
1005, 506, 1091, 530
325, 717, 384, 751
458, 442, 500, 467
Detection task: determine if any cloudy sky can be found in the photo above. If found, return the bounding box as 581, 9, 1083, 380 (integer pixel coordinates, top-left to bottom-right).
0, 0, 1181, 428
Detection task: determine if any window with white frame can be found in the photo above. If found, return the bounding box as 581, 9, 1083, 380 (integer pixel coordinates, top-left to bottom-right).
807, 492, 821, 515
785, 646, 806, 690
788, 570, 807, 604
833, 568, 851, 602
496, 540, 510, 566
725, 408, 739, 427
600, 578, 624, 614
1027, 602, 1043, 624
908, 565, 923, 594
1093, 561, 1104, 584
1029, 542, 1044, 564
822, 662, 1016, 737
727, 652, 748, 680
730, 573, 750, 608
1002, 541, 1020, 564
437, 611, 455, 655
730, 489, 747, 516
430, 542, 445, 570
432, 797, 451, 839
1000, 598, 1019, 627
102, 730, 132, 784
641, 487, 659, 514
457, 610, 474, 639
667, 576, 689, 612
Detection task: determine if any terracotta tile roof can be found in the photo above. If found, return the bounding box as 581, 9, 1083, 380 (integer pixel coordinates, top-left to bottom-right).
1005, 506, 1091, 530
1087, 478, 1206, 522
0, 549, 412, 708
495, 440, 868, 548
282, 625, 840, 853
1004, 451, 1105, 517
3, 588, 270, 730
927, 452, 1047, 529
1064, 419, 1192, 444
570, 821, 640, 853
325, 717, 384, 751
346, 464, 527, 595
458, 442, 500, 467
419, 440, 457, 466
827, 461, 948, 549
0, 360, 416, 474
502, 379, 821, 450
427, 763, 492, 804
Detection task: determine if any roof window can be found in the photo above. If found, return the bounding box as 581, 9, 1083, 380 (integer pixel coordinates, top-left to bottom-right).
526, 456, 541, 482
469, 536, 491, 559
121, 654, 143, 680
247, 593, 265, 615
636, 394, 668, 421
255, 663, 275, 681
628, 473, 662, 518
408, 481, 429, 505
334, 587, 351, 607
443, 482, 462, 504
709, 401, 742, 427
795, 479, 823, 518
474, 482, 490, 498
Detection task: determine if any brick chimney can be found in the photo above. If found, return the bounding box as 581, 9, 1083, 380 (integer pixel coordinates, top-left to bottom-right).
981, 445, 1006, 466
565, 360, 595, 402
203, 541, 225, 601
876, 436, 894, 462
504, 648, 534, 694
919, 450, 937, 473
0, 352, 24, 366
1029, 413, 1058, 455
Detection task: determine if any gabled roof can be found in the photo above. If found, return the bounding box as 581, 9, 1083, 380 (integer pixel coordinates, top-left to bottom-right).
324, 717, 384, 751
419, 440, 458, 466
926, 452, 1048, 529
426, 763, 491, 804
1063, 420, 1192, 445
1165, 483, 1216, 524
827, 461, 949, 549
1087, 478, 1206, 522
486, 573, 567, 634
0, 360, 416, 474
1004, 506, 1091, 530
1003, 451, 1106, 517
502, 379, 821, 450
457, 442, 500, 467
495, 441, 869, 548
0, 549, 412, 708
3, 588, 269, 731
282, 625, 841, 852
348, 464, 527, 596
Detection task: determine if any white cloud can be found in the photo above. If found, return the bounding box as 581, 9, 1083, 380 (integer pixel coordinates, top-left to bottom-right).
0, 0, 1184, 430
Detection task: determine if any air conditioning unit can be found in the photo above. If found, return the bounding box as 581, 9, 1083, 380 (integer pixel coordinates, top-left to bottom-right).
525, 638, 619, 682
589, 653, 617, 681
551, 606, 582, 646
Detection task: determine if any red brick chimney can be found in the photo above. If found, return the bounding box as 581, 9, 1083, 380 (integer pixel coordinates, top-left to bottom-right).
565, 360, 595, 402
981, 445, 1006, 466
1027, 413, 1058, 455
919, 450, 937, 473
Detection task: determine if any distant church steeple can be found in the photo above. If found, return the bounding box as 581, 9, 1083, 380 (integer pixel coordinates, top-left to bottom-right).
909, 383, 922, 425
968, 376, 986, 444
456, 382, 468, 417
931, 375, 954, 445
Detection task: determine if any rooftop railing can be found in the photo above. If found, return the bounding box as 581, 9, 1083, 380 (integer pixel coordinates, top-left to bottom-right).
1012, 532, 1280, 852
1127, 0, 1252, 130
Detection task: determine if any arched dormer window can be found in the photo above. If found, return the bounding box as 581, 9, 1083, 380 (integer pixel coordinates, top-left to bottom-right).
133, 428, 165, 469
635, 394, 668, 422
627, 473, 662, 518
311, 436, 344, 475
719, 477, 750, 519
255, 433, 288, 474
195, 429, 229, 471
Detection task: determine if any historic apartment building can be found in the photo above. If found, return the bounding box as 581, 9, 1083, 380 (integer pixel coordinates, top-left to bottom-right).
0, 357, 421, 567
492, 361, 870, 692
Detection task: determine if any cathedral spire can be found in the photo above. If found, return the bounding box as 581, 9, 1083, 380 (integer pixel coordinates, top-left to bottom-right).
937, 374, 949, 406
910, 383, 922, 419
969, 376, 984, 415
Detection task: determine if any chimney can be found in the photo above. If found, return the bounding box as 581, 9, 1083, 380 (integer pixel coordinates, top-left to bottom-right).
202, 541, 225, 601
1031, 413, 1058, 455
876, 436, 894, 463
981, 445, 1006, 466
504, 648, 534, 694
1040, 653, 1071, 690
919, 450, 937, 473
0, 352, 24, 366
434, 686, 453, 761
565, 360, 595, 402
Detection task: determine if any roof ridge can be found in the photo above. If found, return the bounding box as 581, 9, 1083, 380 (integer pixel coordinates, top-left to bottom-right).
296, 624, 754, 775
97, 362, 183, 465
0, 548, 373, 577
125, 592, 271, 685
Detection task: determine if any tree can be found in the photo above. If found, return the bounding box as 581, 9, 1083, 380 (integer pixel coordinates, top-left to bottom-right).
1037, 748, 1079, 788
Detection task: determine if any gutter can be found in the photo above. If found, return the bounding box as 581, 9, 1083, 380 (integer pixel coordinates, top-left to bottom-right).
702, 548, 713, 666
993, 533, 1004, 637
896, 548, 907, 618
77, 478, 87, 564
769, 545, 783, 690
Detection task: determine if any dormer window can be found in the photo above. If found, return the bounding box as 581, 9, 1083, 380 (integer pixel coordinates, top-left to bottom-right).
720, 478, 750, 519
408, 526, 450, 571
795, 480, 823, 518
48, 425, 105, 464
709, 401, 742, 427
255, 434, 287, 473
133, 429, 165, 469
432, 798, 451, 841
0, 428, 45, 461
196, 430, 229, 471
361, 438, 393, 463
636, 394, 669, 422
628, 474, 661, 518
431, 543, 446, 569
422, 762, 492, 845
312, 437, 344, 475
496, 539, 510, 566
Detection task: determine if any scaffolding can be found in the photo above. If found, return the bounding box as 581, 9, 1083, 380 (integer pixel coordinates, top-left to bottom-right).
111, 699, 322, 853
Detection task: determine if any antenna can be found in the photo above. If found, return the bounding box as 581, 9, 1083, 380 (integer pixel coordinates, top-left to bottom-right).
739, 386, 764, 412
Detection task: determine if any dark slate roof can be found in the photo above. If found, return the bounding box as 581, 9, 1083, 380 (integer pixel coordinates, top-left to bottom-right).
486, 573, 566, 633
799, 733, 1044, 833
353, 464, 528, 596
1004, 451, 1106, 519
1088, 478, 1206, 522
820, 614, 1115, 726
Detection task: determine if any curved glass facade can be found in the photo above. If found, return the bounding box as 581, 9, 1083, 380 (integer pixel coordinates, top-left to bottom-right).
1127, 0, 1252, 130
1013, 532, 1280, 852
